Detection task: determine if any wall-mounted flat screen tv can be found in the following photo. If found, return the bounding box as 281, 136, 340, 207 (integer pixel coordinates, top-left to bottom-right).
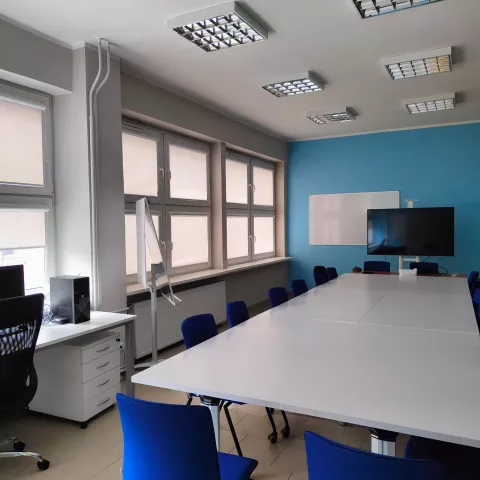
367, 207, 454, 256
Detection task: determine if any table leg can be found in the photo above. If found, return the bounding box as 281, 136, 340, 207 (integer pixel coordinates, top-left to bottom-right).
124, 320, 135, 397
369, 428, 397, 456
201, 397, 221, 450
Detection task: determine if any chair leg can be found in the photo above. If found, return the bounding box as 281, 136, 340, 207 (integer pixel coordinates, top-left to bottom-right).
0, 451, 50, 470
265, 407, 279, 444
280, 410, 291, 438
186, 394, 193, 406
223, 402, 243, 457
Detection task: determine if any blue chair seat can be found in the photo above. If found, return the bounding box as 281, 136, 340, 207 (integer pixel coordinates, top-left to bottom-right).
219, 452, 258, 480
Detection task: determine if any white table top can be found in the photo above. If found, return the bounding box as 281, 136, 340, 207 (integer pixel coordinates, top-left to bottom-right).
37, 311, 136, 349
132, 273, 480, 448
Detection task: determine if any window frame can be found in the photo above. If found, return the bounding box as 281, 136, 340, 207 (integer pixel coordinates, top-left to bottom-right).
0, 81, 53, 197
165, 205, 212, 276
226, 209, 251, 266
123, 120, 212, 281
225, 151, 276, 265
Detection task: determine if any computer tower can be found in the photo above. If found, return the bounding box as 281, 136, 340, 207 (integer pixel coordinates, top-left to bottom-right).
50, 276, 90, 324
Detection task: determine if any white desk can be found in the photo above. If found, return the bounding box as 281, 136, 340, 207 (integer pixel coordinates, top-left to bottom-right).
37, 312, 136, 396
132, 274, 480, 453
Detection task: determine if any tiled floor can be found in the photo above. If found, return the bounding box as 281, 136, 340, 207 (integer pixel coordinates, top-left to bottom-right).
0, 308, 409, 479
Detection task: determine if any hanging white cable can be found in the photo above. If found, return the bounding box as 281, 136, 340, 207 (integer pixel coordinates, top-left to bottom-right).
87, 38, 111, 310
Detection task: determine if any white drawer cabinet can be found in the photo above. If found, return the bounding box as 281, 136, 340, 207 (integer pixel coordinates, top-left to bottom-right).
30, 331, 121, 427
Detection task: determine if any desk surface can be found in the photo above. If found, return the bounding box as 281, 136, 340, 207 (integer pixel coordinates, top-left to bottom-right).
133, 274, 480, 448
37, 311, 136, 349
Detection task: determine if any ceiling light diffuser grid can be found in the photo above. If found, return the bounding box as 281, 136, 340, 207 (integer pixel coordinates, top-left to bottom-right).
307, 109, 356, 125
406, 94, 455, 114
354, 0, 442, 19
385, 47, 452, 80
168, 2, 267, 52
262, 72, 324, 98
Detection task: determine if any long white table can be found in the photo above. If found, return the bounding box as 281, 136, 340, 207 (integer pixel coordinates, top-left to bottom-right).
37, 311, 136, 396
132, 274, 480, 453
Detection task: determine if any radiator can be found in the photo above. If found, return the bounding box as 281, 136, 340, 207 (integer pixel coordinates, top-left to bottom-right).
131, 281, 226, 360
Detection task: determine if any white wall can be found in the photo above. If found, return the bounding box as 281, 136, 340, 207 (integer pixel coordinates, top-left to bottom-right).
0, 18, 72, 94
121, 73, 288, 163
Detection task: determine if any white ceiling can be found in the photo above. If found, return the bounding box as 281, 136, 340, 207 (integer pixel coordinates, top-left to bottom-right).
1, 0, 480, 141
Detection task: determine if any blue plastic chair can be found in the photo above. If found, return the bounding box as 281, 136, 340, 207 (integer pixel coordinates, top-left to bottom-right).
117, 394, 258, 480
304, 431, 444, 480
226, 300, 291, 442
405, 436, 479, 479
313, 266, 329, 286
364, 261, 391, 273
292, 279, 308, 297
468, 271, 479, 297
410, 262, 439, 274
227, 301, 250, 328
326, 267, 338, 280
268, 287, 288, 307
181, 314, 243, 456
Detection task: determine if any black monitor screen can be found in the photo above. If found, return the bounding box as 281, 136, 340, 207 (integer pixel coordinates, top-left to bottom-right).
0, 265, 25, 300
367, 207, 454, 256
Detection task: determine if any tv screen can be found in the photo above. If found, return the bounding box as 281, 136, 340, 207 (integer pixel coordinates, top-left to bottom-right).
367, 207, 454, 256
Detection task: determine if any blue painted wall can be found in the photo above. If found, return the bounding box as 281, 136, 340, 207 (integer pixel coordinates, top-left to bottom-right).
287, 124, 480, 287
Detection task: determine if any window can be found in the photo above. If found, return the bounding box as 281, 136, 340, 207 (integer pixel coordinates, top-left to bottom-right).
123, 122, 211, 280
226, 152, 275, 264
0, 82, 54, 292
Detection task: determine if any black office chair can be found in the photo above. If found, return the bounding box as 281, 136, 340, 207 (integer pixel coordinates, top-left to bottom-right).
0, 294, 50, 471
364, 261, 391, 273
409, 262, 439, 275
313, 266, 329, 286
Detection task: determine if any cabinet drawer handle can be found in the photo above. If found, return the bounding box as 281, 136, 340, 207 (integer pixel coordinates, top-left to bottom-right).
96, 397, 111, 407
97, 378, 111, 388
96, 345, 110, 353
96, 361, 110, 369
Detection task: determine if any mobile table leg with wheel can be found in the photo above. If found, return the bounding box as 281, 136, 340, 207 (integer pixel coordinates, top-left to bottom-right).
201, 396, 221, 450
369, 428, 398, 456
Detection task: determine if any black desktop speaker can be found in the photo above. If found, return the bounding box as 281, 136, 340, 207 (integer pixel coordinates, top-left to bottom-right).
50, 276, 90, 324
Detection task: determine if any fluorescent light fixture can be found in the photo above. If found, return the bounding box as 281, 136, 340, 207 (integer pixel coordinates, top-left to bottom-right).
354, 0, 442, 19
406, 93, 455, 114
261, 72, 325, 98
307, 108, 356, 125
383, 47, 452, 80
167, 2, 267, 52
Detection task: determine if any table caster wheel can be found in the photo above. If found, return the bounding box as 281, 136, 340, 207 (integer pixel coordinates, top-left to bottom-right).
281, 426, 291, 438
37, 459, 50, 470
13, 441, 25, 451
268, 433, 278, 444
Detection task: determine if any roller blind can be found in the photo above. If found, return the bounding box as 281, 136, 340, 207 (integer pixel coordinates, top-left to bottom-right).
0, 211, 45, 249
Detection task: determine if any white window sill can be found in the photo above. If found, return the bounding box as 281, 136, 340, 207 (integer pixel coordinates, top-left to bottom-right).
126, 256, 291, 297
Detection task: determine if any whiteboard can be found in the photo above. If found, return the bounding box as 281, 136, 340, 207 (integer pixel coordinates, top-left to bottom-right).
309, 191, 400, 245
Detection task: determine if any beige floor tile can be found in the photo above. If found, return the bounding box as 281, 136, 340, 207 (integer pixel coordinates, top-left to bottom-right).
235, 414, 277, 440
339, 424, 370, 448
236, 403, 268, 418
220, 406, 246, 431
270, 439, 307, 474
303, 417, 346, 441
272, 412, 308, 441
251, 463, 293, 479
219, 427, 246, 454
396, 434, 409, 457
237, 435, 288, 465
289, 472, 308, 480
90, 459, 123, 480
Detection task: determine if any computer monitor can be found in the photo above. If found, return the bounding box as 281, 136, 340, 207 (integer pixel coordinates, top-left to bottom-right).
0, 264, 25, 299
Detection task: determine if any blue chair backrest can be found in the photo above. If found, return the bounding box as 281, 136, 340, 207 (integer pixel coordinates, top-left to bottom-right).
292, 279, 308, 297
227, 301, 249, 328
313, 266, 329, 286
468, 271, 479, 296
181, 313, 217, 349
117, 394, 221, 480
268, 287, 288, 308
326, 267, 338, 280
410, 262, 439, 274
305, 431, 444, 480
364, 261, 391, 273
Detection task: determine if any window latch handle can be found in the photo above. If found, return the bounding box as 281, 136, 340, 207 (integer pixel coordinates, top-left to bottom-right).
159, 168, 165, 178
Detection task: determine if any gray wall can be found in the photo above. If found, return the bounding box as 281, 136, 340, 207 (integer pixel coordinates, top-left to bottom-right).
121, 73, 288, 162
0, 18, 72, 94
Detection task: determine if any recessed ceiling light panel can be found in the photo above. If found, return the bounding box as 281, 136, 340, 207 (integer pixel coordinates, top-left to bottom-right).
261, 72, 325, 98
383, 47, 452, 80
168, 2, 267, 52
354, 0, 442, 19
307, 109, 356, 125
406, 93, 455, 114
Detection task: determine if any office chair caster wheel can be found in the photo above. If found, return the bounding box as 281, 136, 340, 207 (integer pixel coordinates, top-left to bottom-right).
268, 433, 278, 444
37, 459, 50, 470
281, 426, 290, 438
13, 441, 25, 451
